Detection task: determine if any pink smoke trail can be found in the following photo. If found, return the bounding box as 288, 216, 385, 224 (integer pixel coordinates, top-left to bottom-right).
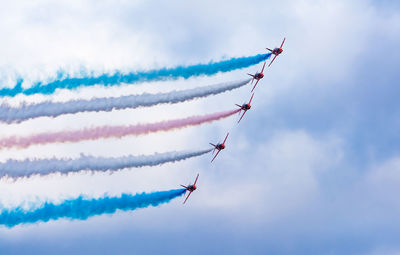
0, 109, 240, 150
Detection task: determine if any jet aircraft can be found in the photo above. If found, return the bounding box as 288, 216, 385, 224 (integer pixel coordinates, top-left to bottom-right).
210, 133, 229, 162
181, 173, 199, 204
266, 37, 285, 67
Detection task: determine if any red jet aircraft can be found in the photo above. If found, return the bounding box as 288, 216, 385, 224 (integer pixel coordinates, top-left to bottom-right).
248, 62, 266, 92
266, 37, 285, 67
236, 93, 254, 123
181, 173, 199, 204
210, 133, 229, 162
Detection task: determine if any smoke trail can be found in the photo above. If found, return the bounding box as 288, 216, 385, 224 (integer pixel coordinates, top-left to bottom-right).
0, 189, 185, 228
0, 53, 270, 97
0, 79, 250, 124
0, 149, 211, 179
0, 109, 240, 150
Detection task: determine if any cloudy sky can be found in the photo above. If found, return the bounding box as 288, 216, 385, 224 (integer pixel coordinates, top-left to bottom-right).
0, 0, 399, 254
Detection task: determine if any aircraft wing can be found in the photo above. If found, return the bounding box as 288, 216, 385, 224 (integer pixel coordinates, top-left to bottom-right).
223, 133, 229, 144
211, 150, 221, 162
249, 93, 254, 104
280, 37, 286, 48
268, 55, 277, 67
238, 110, 247, 123
251, 79, 260, 92
260, 62, 266, 73
194, 174, 199, 185
183, 191, 192, 204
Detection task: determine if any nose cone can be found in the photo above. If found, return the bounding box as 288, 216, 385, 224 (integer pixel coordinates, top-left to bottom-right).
260, 73, 264, 78
248, 104, 251, 109
193, 185, 196, 190
221, 144, 225, 149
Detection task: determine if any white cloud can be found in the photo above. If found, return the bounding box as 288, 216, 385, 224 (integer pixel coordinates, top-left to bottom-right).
193, 130, 344, 223
363, 156, 400, 212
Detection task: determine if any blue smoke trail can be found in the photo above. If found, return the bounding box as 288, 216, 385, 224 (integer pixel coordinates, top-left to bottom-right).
0, 79, 250, 123
0, 149, 211, 179
0, 53, 270, 97
0, 189, 186, 228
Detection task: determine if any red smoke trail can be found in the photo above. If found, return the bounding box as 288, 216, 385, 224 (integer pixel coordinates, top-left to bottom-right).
0, 109, 240, 150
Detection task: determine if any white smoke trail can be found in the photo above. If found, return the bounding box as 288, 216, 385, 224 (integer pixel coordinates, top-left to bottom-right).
0, 79, 250, 123
0, 149, 211, 179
